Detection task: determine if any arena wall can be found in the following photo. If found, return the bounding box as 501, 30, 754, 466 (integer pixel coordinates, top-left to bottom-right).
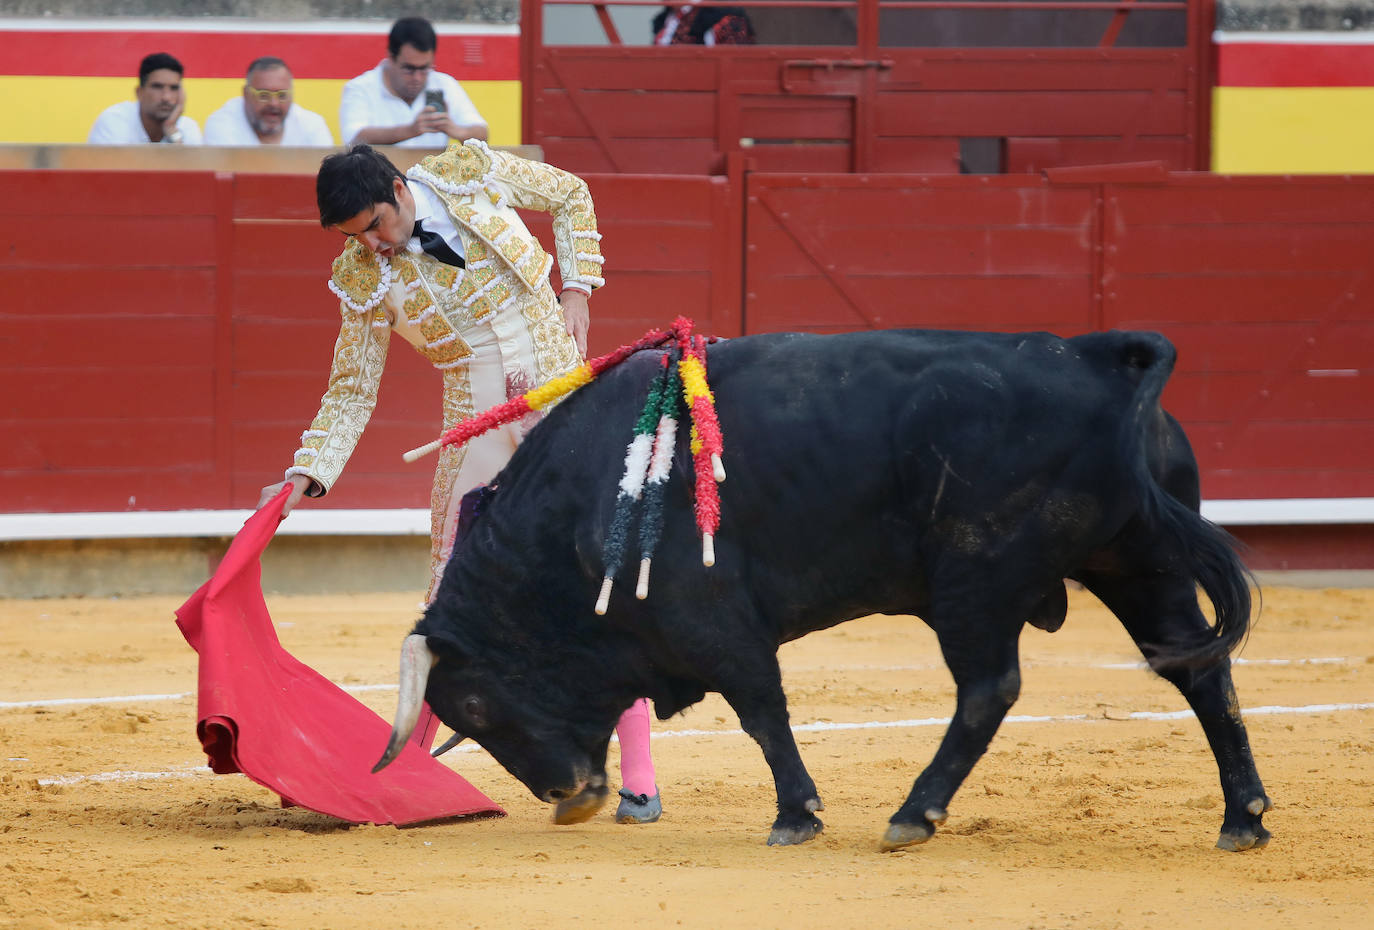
2, 159, 1370, 592
2, 2, 1371, 593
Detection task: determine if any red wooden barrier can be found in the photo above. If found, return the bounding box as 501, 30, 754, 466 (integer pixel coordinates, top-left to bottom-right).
3, 166, 1371, 538
1100, 175, 1374, 501
742, 170, 1374, 503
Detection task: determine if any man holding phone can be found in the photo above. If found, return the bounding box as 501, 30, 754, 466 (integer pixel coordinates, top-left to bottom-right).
339, 17, 488, 147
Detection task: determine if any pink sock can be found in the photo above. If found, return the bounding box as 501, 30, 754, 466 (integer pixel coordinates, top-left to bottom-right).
616, 698, 657, 796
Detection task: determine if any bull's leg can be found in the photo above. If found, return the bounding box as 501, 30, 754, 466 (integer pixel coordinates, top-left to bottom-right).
1080, 571, 1271, 851
718, 658, 824, 847
883, 627, 1022, 852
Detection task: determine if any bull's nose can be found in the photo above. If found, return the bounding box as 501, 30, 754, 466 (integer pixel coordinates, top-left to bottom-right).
544, 787, 575, 802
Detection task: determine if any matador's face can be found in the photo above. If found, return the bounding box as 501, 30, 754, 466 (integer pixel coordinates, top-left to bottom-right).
333, 177, 416, 259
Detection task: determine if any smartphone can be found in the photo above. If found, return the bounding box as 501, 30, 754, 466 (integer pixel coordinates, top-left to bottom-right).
424, 89, 447, 113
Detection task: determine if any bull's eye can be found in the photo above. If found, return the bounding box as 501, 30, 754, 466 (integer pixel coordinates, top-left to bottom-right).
462, 694, 490, 732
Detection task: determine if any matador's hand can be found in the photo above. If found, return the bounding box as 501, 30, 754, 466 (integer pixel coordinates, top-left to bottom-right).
559, 290, 590, 357
256, 475, 312, 515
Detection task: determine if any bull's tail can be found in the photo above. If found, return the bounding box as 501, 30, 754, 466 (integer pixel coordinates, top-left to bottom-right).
1115, 332, 1255, 670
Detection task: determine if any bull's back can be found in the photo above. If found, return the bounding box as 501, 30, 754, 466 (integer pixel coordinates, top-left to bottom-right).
701, 327, 1166, 512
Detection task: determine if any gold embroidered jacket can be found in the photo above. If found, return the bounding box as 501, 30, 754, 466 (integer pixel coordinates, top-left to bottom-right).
284, 140, 602, 497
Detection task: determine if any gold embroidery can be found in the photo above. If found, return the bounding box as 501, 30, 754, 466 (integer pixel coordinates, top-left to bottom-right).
402, 288, 433, 322
520, 252, 551, 286
429, 264, 459, 291
498, 234, 530, 268
416, 142, 493, 190
406, 254, 475, 366
329, 241, 388, 309
426, 368, 476, 599
293, 299, 392, 492
486, 280, 513, 312
475, 215, 511, 242
464, 264, 496, 291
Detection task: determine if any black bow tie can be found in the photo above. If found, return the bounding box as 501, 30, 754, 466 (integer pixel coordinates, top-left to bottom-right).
411, 220, 465, 268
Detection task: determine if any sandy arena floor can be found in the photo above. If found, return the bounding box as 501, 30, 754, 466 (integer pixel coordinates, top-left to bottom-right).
1, 585, 1371, 929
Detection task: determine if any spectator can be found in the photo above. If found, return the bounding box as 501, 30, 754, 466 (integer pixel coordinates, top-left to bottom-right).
339, 17, 487, 148
203, 57, 334, 146
653, 3, 757, 45
88, 52, 202, 145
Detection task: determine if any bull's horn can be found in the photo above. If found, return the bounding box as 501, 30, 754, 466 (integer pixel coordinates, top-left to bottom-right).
372, 633, 439, 773
431, 731, 465, 758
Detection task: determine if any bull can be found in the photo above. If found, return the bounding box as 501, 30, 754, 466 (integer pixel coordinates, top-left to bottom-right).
375, 328, 1271, 852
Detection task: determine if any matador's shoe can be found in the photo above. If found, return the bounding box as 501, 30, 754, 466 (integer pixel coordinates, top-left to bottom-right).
615, 788, 662, 824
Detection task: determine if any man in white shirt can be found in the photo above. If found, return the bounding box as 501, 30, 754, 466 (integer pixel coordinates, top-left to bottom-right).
87, 52, 203, 145
204, 57, 335, 146
339, 16, 487, 148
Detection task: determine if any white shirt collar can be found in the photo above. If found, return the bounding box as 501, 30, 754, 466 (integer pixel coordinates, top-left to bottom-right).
404, 180, 465, 260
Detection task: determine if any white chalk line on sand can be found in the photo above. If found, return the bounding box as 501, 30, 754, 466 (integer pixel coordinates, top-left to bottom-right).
2, 656, 1364, 712
0, 682, 400, 711
23, 700, 1374, 788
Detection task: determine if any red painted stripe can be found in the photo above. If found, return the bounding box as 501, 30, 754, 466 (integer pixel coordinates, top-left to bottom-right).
1218, 42, 1374, 87
2, 30, 518, 81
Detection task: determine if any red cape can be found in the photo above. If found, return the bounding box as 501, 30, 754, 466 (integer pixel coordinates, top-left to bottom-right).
174, 487, 503, 825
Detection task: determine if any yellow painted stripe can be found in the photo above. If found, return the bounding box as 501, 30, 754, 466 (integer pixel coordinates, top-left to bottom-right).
1212, 86, 1374, 174
0, 76, 522, 146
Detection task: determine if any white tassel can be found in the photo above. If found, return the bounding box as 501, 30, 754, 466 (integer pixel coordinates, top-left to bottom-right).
636, 558, 652, 599
702, 533, 715, 567
711, 453, 725, 483
595, 576, 614, 615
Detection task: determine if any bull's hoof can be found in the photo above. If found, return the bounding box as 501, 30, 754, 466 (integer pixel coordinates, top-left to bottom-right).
552, 784, 609, 825
879, 821, 935, 852
766, 815, 823, 846
1216, 825, 1271, 852
1215, 795, 1271, 851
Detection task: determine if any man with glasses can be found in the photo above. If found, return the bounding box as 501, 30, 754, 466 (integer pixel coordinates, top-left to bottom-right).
339, 17, 488, 148
204, 57, 334, 146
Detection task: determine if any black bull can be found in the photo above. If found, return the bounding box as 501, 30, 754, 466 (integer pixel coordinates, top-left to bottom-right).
376, 328, 1271, 851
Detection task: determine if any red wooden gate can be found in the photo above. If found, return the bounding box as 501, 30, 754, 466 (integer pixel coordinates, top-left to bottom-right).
744, 171, 1099, 334
522, 0, 1213, 175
